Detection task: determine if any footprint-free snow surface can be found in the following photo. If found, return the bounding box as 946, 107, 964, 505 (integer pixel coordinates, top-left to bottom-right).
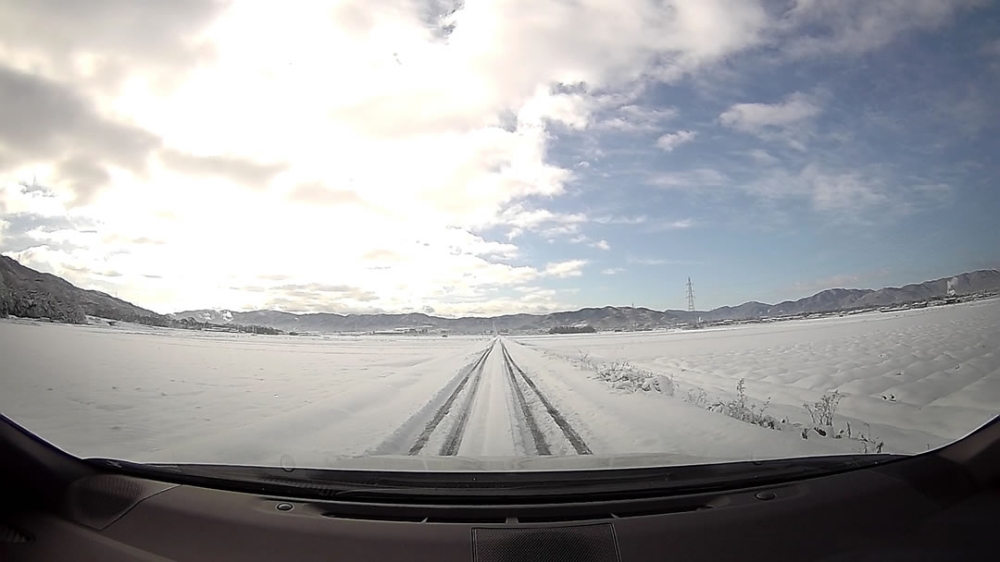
1, 299, 998, 469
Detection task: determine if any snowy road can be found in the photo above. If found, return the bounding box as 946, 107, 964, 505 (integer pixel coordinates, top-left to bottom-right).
459, 341, 517, 457
373, 339, 594, 458
500, 342, 592, 456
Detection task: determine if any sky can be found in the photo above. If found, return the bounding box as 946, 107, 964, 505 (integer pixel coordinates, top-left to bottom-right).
0, 0, 998, 317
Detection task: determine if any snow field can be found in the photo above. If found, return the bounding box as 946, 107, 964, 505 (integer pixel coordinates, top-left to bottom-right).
1, 298, 996, 468
503, 340, 857, 462
518, 299, 1000, 454
0, 321, 492, 466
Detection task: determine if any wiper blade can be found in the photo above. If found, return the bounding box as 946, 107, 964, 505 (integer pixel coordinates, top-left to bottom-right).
324, 454, 905, 501
85, 454, 906, 503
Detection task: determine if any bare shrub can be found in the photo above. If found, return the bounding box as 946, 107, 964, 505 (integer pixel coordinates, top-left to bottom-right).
853, 422, 885, 454
598, 360, 629, 384
804, 391, 844, 427
803, 416, 885, 454
710, 378, 779, 430
565, 351, 675, 396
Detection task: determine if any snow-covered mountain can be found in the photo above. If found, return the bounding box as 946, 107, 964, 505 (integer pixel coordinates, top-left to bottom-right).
169, 309, 235, 323
6, 255, 996, 333
173, 270, 1000, 334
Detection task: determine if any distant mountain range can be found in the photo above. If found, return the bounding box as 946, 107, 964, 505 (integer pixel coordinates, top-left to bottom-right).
3, 254, 998, 333
175, 270, 1000, 334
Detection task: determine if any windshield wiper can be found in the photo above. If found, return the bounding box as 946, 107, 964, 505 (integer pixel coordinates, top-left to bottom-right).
85, 454, 906, 503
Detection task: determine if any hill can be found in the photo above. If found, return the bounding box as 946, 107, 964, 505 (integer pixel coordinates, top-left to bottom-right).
4, 254, 997, 333
0, 255, 167, 325
175, 269, 1000, 334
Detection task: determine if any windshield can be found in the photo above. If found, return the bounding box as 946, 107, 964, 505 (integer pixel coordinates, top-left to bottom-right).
1, 1, 998, 475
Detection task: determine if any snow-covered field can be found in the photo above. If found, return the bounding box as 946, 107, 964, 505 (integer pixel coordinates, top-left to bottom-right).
520, 299, 1000, 455
1, 298, 997, 470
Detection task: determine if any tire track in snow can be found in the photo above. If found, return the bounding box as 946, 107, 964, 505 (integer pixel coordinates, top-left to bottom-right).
500, 341, 551, 455
438, 341, 495, 455
501, 341, 593, 455
407, 339, 494, 455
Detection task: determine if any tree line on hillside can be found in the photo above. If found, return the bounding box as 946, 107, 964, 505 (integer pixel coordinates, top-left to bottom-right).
172, 317, 283, 335
548, 325, 597, 334
0, 290, 283, 335
0, 287, 88, 323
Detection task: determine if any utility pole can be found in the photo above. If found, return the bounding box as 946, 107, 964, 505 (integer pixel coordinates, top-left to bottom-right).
686, 277, 696, 313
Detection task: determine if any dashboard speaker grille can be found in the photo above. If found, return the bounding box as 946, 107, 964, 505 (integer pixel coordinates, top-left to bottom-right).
64, 474, 177, 530
473, 524, 620, 562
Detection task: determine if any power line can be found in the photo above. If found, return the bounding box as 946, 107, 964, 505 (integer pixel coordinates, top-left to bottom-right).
686, 277, 696, 312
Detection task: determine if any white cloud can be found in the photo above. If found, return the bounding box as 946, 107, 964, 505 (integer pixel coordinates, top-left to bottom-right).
745, 149, 779, 165
745, 164, 881, 212
567, 234, 610, 250
2, 0, 973, 314
650, 219, 696, 231
742, 164, 954, 218
544, 259, 588, 278
601, 267, 625, 275
719, 92, 822, 150
649, 168, 728, 188
593, 214, 648, 225
720, 92, 821, 132
655, 130, 697, 152
429, 294, 575, 317
518, 88, 593, 130
777, 0, 984, 58
499, 205, 588, 240
642, 159, 956, 223
810, 173, 887, 211
721, 94, 820, 130
628, 257, 666, 266
513, 285, 543, 294
595, 104, 678, 133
